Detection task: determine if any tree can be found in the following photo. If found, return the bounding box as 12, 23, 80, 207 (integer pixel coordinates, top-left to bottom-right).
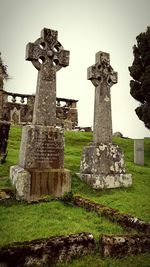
0, 52, 8, 88
129, 27, 150, 129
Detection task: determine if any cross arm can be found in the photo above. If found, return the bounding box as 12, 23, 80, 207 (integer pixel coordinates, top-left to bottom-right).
41, 28, 58, 44
87, 65, 97, 80
26, 41, 45, 61
57, 50, 70, 67
87, 65, 102, 87
108, 71, 118, 85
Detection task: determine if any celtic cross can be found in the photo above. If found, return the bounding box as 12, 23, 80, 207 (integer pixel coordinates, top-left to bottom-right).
88, 51, 117, 144
26, 28, 70, 126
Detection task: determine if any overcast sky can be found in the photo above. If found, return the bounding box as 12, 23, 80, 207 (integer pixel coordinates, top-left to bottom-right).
0, 0, 150, 138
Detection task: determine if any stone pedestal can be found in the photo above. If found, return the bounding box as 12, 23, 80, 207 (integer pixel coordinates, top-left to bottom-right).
10, 166, 70, 200
80, 143, 132, 189
10, 125, 71, 200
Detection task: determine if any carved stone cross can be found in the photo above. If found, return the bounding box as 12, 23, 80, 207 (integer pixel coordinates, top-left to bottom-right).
26, 28, 70, 126
87, 51, 117, 144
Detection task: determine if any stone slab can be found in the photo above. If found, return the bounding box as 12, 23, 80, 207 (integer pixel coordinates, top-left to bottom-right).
80, 143, 126, 175
10, 165, 71, 200
79, 173, 132, 189
19, 125, 64, 169
134, 139, 144, 165
80, 143, 132, 189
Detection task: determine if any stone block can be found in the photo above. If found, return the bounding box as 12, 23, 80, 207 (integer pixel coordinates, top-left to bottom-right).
81, 143, 126, 175
19, 125, 64, 169
10, 166, 71, 200
80, 173, 132, 189
80, 143, 132, 189
30, 168, 71, 198
10, 165, 31, 200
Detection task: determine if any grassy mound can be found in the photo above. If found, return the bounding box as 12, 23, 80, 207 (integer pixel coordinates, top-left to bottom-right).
0, 126, 150, 266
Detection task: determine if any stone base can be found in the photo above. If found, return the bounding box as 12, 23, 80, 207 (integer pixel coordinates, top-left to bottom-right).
80, 143, 132, 189
79, 173, 132, 189
10, 165, 71, 201
10, 165, 31, 200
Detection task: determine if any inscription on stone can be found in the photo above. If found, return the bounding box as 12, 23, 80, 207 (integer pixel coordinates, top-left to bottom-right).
34, 138, 62, 165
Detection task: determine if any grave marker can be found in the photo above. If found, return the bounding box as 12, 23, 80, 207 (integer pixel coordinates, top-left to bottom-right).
79, 51, 132, 189
10, 28, 71, 200
134, 139, 144, 165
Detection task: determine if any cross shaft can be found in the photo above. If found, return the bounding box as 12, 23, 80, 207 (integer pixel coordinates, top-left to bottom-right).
26, 28, 70, 126
88, 51, 117, 144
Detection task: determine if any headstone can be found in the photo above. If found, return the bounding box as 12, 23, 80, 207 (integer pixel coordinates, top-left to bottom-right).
113, 132, 123, 138
0, 121, 11, 164
134, 139, 144, 165
10, 28, 71, 200
79, 51, 132, 189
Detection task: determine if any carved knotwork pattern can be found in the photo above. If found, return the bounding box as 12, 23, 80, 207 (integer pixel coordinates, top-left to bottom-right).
87, 54, 117, 87
26, 28, 70, 80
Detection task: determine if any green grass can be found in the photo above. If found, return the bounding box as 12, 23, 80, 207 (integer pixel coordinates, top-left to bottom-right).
64, 131, 92, 172
64, 131, 150, 221
0, 126, 150, 266
56, 253, 150, 267
0, 125, 21, 182
0, 201, 124, 246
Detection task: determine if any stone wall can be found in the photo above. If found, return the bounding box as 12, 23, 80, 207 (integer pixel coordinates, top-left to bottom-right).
0, 233, 95, 266
0, 90, 78, 130
0, 193, 150, 263
72, 196, 150, 234
101, 235, 150, 257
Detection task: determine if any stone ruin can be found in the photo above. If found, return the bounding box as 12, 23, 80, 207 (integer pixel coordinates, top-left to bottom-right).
0, 90, 78, 130
10, 28, 71, 200
79, 51, 132, 189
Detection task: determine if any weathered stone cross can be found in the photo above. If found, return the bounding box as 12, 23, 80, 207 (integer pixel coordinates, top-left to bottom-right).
87, 51, 117, 144
26, 28, 70, 126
